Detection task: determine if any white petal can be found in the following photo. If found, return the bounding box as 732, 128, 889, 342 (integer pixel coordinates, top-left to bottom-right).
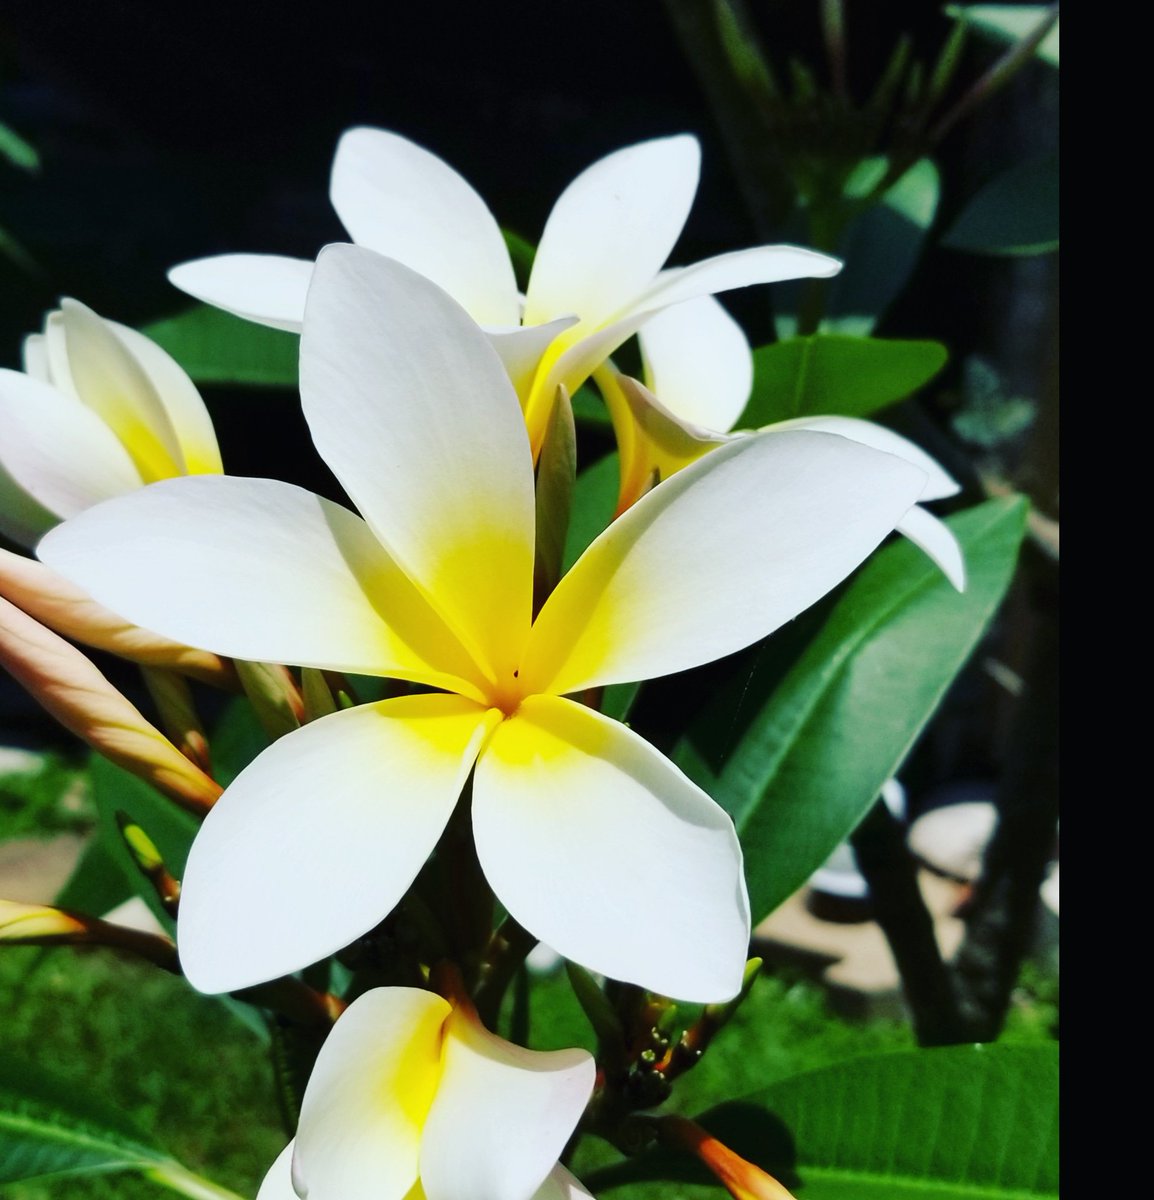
0, 368, 142, 535
638, 295, 752, 433
766, 415, 960, 500
167, 254, 314, 332
421, 1004, 594, 1200
486, 317, 578, 402
474, 695, 750, 1002
295, 988, 450, 1200
897, 504, 966, 591
638, 244, 842, 311
107, 321, 223, 475
532, 1165, 597, 1200
523, 430, 927, 697
56, 300, 185, 481
178, 694, 499, 993
301, 246, 536, 684
38, 475, 485, 693
256, 1143, 298, 1200
524, 136, 701, 328
21, 333, 49, 381
330, 127, 520, 326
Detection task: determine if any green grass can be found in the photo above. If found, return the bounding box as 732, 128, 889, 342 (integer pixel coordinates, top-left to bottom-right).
0, 753, 91, 841
0, 946, 285, 1199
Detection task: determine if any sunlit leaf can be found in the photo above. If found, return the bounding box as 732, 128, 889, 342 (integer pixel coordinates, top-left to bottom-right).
679, 497, 1027, 923
776, 160, 940, 338
54, 837, 134, 919
942, 156, 1058, 256
741, 335, 948, 427
947, 4, 1059, 66
141, 305, 299, 387
587, 1043, 1058, 1198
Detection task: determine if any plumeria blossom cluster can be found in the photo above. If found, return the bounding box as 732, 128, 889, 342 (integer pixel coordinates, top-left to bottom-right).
0, 129, 964, 1200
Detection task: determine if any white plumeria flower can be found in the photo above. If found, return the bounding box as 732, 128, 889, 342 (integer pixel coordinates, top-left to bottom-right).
168, 126, 839, 455
603, 357, 968, 591
40, 246, 928, 1002
255, 986, 596, 1200
0, 299, 221, 548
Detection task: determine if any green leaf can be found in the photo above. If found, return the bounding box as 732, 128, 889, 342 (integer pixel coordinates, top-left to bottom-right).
84, 755, 200, 931
562, 452, 619, 572
942, 156, 1058, 257
209, 696, 272, 787
947, 5, 1059, 66
54, 837, 134, 918
0, 121, 39, 172
741, 336, 948, 427
696, 497, 1027, 923
141, 305, 299, 387
571, 384, 613, 427
503, 229, 536, 290
776, 160, 940, 338
588, 1043, 1058, 1198
826, 160, 940, 335
0, 1055, 171, 1183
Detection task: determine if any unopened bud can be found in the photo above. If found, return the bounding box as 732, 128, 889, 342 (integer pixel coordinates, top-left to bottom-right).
0, 596, 221, 815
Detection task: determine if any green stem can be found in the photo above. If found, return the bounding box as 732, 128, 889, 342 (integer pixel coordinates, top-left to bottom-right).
143, 1163, 248, 1200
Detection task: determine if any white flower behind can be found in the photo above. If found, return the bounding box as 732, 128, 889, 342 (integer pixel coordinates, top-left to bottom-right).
0, 299, 221, 548
168, 127, 839, 453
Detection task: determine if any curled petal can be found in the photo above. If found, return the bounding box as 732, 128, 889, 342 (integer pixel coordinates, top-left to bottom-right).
167, 254, 314, 332
331, 127, 520, 326
487, 317, 578, 405
177, 693, 499, 993
638, 245, 841, 311
294, 988, 450, 1200
421, 1004, 594, 1200
897, 505, 967, 591
639, 295, 752, 433
474, 695, 750, 1002
0, 597, 220, 815
598, 372, 731, 516
764, 414, 960, 500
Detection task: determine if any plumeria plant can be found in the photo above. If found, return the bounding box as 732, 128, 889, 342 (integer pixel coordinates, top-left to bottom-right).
0, 38, 1056, 1196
